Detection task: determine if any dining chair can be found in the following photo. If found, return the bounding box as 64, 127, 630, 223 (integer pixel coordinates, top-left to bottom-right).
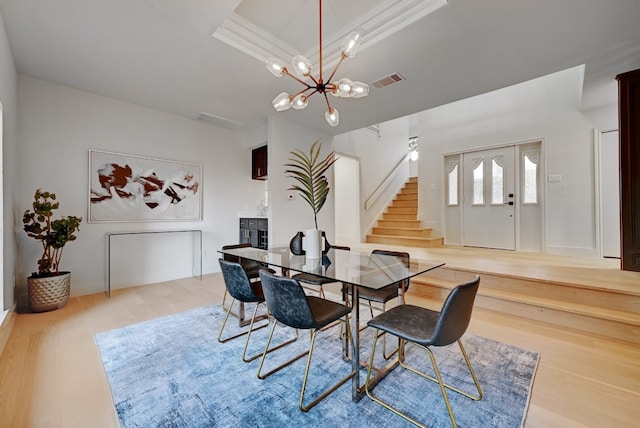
217, 259, 296, 362
221, 243, 275, 315
364, 275, 483, 428
257, 270, 355, 412
344, 249, 410, 358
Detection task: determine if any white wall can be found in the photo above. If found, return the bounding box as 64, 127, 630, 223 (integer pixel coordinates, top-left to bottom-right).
0, 8, 18, 312
334, 117, 410, 239
414, 66, 602, 256
334, 155, 360, 244
267, 115, 334, 247
15, 76, 266, 300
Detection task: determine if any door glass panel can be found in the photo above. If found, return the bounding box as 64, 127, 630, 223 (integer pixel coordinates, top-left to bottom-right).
491, 157, 504, 204
473, 159, 484, 205
447, 162, 458, 205
523, 152, 538, 204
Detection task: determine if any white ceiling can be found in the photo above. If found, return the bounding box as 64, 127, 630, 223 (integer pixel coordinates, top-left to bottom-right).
1, 0, 639, 135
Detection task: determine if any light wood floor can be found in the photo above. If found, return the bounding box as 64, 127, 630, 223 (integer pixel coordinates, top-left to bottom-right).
0, 257, 639, 427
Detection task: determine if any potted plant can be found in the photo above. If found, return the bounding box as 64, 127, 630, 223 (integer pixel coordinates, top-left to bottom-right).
23, 189, 82, 312
284, 140, 337, 259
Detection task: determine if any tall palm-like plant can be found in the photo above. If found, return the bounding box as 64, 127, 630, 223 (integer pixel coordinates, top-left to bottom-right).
284, 140, 337, 230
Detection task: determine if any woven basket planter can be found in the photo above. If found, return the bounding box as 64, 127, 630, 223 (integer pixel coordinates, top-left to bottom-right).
27, 272, 71, 312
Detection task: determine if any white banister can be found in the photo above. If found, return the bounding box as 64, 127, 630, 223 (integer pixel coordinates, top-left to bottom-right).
364, 154, 410, 210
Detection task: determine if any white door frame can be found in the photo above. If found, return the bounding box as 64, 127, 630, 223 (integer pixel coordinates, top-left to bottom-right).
462, 146, 516, 250
445, 138, 545, 252
595, 128, 621, 258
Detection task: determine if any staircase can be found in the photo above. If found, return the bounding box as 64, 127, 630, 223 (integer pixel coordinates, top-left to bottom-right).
366, 177, 443, 248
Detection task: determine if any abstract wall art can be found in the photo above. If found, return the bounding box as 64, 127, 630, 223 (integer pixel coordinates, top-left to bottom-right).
89, 150, 202, 222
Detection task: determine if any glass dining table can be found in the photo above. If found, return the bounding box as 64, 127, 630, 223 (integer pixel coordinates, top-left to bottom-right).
218, 245, 445, 401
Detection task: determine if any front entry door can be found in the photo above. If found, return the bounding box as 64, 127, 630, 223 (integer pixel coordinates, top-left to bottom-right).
463, 146, 516, 250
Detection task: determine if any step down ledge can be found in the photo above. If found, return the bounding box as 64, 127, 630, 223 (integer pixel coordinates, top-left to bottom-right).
411, 279, 640, 326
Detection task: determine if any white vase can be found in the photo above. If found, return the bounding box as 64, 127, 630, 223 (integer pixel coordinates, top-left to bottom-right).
303, 229, 323, 259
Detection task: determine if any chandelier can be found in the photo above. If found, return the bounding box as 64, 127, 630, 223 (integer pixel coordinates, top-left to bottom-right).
265, 0, 369, 127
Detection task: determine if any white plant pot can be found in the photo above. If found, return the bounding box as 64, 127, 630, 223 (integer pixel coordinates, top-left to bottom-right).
27, 271, 71, 312
303, 229, 323, 259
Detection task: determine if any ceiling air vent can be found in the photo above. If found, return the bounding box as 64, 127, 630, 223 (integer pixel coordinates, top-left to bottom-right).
371, 73, 406, 89
195, 112, 245, 130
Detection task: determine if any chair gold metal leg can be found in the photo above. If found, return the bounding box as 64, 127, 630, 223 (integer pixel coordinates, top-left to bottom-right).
300, 318, 355, 412
400, 340, 483, 401
365, 331, 483, 428
222, 289, 230, 310
241, 303, 269, 362
365, 332, 427, 427
378, 303, 401, 361
240, 304, 299, 363
257, 321, 306, 380
218, 298, 267, 344
221, 292, 268, 327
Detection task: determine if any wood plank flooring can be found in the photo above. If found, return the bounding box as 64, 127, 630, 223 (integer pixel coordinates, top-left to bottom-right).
0, 248, 639, 427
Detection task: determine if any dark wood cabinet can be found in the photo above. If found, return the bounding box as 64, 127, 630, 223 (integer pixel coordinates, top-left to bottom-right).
616, 68, 640, 272
252, 145, 268, 180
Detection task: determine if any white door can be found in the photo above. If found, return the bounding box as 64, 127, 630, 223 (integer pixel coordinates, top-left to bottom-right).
334, 155, 360, 244
463, 146, 516, 250
601, 131, 620, 258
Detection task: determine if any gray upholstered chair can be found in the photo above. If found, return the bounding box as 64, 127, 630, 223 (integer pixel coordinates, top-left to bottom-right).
343, 249, 410, 358
364, 275, 483, 428
217, 259, 295, 362
221, 243, 274, 318
257, 270, 355, 412
221, 243, 262, 279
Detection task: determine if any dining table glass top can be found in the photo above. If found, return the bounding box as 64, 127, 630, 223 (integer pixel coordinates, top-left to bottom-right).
219, 246, 445, 290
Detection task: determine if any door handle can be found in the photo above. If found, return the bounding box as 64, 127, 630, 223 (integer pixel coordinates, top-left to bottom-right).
504, 201, 514, 206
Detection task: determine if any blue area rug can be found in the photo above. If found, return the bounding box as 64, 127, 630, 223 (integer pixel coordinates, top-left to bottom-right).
95, 304, 539, 427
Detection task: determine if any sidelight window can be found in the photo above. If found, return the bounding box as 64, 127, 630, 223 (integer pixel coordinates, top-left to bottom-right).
472, 159, 484, 205
447, 160, 459, 206
523, 151, 538, 204
491, 156, 504, 204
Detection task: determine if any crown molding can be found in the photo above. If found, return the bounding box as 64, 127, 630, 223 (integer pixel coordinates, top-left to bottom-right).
212, 0, 447, 72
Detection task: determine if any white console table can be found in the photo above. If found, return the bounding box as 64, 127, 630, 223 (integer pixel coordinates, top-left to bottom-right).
106, 229, 202, 297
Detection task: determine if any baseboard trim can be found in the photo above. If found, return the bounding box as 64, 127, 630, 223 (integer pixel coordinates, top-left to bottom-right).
545, 245, 599, 258
0, 305, 16, 359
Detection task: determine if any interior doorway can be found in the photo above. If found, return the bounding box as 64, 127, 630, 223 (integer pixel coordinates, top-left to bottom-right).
334, 155, 360, 245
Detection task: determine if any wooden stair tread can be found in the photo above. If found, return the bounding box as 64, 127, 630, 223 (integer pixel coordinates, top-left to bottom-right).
374, 226, 432, 232
367, 234, 443, 242
369, 176, 444, 249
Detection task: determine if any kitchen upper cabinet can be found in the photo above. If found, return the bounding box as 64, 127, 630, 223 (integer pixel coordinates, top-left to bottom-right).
252, 145, 267, 180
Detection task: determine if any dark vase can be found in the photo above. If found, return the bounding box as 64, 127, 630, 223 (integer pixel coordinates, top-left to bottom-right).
289, 231, 305, 255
